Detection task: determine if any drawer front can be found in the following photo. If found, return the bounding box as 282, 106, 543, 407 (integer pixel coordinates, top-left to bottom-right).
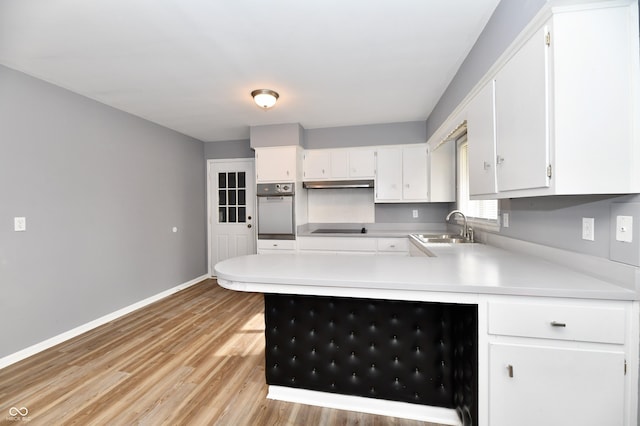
376, 237, 409, 252
488, 301, 626, 344
257, 239, 297, 250
298, 237, 376, 252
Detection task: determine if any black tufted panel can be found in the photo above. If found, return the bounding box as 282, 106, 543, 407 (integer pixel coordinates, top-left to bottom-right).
451, 304, 478, 426
264, 294, 477, 424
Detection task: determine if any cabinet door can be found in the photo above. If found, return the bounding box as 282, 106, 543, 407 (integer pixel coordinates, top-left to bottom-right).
489, 343, 625, 426
330, 150, 349, 179
256, 147, 296, 182
402, 146, 428, 201
348, 148, 375, 178
303, 150, 331, 180
467, 80, 498, 196
494, 25, 550, 192
375, 148, 403, 201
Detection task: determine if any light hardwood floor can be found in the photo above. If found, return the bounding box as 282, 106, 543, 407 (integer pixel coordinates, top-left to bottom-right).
0, 279, 447, 425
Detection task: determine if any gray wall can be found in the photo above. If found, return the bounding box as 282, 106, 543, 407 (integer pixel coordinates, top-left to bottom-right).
250, 123, 304, 148
497, 195, 640, 263
375, 203, 450, 224
307, 121, 426, 149
205, 139, 253, 159
0, 65, 207, 358
426, 0, 546, 138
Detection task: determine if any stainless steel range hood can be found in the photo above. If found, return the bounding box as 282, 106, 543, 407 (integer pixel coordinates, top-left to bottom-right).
302, 179, 374, 189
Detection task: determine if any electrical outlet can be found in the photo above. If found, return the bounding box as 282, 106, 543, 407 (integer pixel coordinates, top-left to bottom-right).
582, 217, 595, 241
412, 209, 419, 219
502, 213, 509, 228
616, 215, 633, 243
14, 217, 26, 232
610, 202, 639, 266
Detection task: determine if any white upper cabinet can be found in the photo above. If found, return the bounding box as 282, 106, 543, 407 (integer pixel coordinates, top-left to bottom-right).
495, 24, 550, 193
466, 81, 498, 196
375, 147, 404, 201
303, 147, 375, 181
375, 145, 428, 202
347, 148, 376, 178
303, 150, 331, 180
255, 146, 299, 183
330, 150, 349, 178
466, 2, 639, 199
402, 146, 429, 201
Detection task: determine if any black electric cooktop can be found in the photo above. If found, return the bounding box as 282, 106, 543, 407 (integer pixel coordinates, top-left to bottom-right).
311, 227, 367, 234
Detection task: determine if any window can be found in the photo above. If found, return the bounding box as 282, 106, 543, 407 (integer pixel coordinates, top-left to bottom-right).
218, 171, 247, 223
457, 135, 498, 224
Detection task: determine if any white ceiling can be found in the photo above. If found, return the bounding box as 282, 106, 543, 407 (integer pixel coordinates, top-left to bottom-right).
0, 0, 500, 142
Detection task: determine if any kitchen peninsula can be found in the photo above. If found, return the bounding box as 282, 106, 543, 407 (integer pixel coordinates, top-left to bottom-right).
214, 242, 639, 426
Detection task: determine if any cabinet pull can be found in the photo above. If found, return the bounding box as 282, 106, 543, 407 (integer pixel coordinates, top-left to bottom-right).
496, 155, 505, 165
550, 321, 566, 327
507, 364, 514, 378
483, 161, 491, 170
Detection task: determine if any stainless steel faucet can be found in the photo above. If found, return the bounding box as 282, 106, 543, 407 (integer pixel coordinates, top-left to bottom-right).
446, 210, 469, 239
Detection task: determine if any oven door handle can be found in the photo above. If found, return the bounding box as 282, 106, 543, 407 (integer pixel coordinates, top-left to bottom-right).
265, 196, 285, 200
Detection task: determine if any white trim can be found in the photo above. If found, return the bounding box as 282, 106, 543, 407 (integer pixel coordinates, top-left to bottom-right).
267, 385, 461, 425
0, 274, 208, 370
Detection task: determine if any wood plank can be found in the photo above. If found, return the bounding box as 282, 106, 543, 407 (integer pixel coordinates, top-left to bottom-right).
0, 279, 444, 426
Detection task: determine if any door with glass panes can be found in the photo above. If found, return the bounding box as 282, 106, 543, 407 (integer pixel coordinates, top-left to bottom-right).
208, 159, 256, 273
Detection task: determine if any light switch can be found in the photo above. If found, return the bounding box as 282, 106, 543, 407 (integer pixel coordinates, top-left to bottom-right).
412, 209, 419, 219
616, 215, 633, 243
582, 217, 595, 241
14, 217, 26, 232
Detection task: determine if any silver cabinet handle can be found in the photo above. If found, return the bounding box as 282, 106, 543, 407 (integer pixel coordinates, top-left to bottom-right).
507, 364, 514, 378
483, 161, 491, 170
550, 321, 566, 327
496, 155, 505, 164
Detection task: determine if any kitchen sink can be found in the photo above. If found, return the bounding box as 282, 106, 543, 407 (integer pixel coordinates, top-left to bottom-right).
412, 233, 472, 244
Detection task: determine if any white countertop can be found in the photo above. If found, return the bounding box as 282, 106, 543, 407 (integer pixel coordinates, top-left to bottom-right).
214, 243, 637, 301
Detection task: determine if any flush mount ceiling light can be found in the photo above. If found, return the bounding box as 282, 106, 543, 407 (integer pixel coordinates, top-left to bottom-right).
251, 89, 279, 109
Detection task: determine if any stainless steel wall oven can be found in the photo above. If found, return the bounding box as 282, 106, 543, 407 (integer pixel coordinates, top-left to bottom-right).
257, 183, 295, 240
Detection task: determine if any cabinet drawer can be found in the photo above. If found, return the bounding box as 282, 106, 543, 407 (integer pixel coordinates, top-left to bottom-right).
376, 238, 409, 252
488, 301, 626, 344
298, 237, 376, 252
257, 239, 297, 250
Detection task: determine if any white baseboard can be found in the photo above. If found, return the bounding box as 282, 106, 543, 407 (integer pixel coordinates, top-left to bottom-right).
267, 385, 461, 425
0, 274, 209, 370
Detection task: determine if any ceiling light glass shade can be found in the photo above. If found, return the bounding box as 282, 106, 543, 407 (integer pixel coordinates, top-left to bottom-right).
251, 89, 279, 109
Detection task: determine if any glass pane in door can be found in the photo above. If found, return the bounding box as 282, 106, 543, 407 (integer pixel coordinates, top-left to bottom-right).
217, 171, 247, 223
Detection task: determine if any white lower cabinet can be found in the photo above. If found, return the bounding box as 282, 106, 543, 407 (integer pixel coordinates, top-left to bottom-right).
257, 239, 297, 254
376, 237, 409, 256
484, 297, 633, 426
297, 236, 409, 256
489, 343, 625, 426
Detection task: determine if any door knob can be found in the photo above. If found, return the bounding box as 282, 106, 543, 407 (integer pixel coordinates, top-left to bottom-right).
247, 224, 252, 228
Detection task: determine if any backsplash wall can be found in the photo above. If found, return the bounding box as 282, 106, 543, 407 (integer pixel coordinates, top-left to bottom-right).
375, 203, 450, 224
496, 194, 640, 264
